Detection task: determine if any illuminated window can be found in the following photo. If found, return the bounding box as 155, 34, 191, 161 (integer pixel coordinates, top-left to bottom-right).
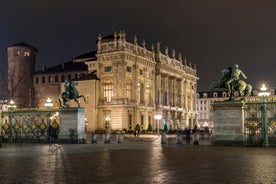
213, 93, 217, 98
103, 79, 113, 102
24, 52, 30, 56
48, 76, 52, 83
15, 50, 21, 56
126, 79, 132, 100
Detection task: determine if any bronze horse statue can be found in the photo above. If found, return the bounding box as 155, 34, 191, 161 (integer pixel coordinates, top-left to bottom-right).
58, 80, 87, 108
210, 67, 252, 100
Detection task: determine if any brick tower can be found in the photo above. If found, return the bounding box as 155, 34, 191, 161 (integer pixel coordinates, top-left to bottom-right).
7, 42, 38, 108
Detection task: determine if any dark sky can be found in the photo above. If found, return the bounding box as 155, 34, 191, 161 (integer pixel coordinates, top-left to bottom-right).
1, 0, 276, 91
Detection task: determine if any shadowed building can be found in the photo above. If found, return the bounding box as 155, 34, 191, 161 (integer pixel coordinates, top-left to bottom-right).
7, 42, 38, 108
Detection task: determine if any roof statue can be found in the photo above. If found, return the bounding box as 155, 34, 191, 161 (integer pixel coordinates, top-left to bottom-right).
58, 80, 87, 108
209, 64, 252, 101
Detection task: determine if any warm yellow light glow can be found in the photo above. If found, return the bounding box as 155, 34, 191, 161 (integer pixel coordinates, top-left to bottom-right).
258, 84, 270, 97
154, 114, 163, 120
44, 98, 53, 107
105, 115, 110, 121
8, 99, 16, 109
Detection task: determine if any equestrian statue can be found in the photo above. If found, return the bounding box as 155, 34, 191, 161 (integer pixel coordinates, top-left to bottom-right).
209, 64, 252, 100
58, 80, 87, 108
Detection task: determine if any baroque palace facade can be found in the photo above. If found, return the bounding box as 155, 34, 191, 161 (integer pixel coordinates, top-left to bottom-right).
7, 31, 198, 132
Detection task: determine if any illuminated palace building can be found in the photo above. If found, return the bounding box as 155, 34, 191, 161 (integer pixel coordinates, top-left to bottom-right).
7, 31, 198, 132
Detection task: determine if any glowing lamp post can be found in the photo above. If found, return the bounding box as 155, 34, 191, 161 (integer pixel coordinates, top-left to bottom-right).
7, 100, 16, 143
105, 115, 110, 129
258, 84, 270, 147
154, 114, 163, 134
44, 98, 53, 108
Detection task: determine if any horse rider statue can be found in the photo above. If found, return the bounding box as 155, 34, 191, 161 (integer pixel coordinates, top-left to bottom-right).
210, 64, 252, 100
58, 80, 87, 108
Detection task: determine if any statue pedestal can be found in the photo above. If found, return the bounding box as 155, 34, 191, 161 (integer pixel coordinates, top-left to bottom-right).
58, 108, 86, 143
211, 101, 245, 146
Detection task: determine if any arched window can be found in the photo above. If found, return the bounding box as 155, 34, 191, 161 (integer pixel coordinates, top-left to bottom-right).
104, 79, 113, 102
126, 79, 132, 100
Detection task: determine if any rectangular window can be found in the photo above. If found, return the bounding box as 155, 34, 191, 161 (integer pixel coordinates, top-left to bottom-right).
105, 66, 112, 72
42, 76, 45, 84
68, 74, 71, 80
48, 76, 52, 83
24, 52, 30, 56
61, 75, 65, 82
15, 50, 21, 56
55, 75, 59, 82
127, 66, 131, 72
139, 69, 143, 75
129, 114, 132, 129
36, 77, 39, 84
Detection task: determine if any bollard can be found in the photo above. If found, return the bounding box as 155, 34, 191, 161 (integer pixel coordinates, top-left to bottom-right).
117, 132, 123, 144
0, 135, 2, 148
91, 133, 97, 144
176, 131, 182, 145
161, 132, 167, 145
193, 133, 199, 145
104, 131, 110, 144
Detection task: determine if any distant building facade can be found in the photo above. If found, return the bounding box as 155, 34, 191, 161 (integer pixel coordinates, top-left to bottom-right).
196, 90, 228, 129
197, 88, 276, 129
7, 31, 199, 132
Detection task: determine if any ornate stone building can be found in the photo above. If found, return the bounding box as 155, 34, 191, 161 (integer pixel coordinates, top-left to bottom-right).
8, 31, 198, 132
95, 31, 198, 131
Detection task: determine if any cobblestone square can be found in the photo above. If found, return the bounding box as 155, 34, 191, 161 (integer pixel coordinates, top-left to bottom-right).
0, 137, 276, 184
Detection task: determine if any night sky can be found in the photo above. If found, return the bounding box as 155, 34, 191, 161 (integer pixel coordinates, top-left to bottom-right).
1, 0, 276, 91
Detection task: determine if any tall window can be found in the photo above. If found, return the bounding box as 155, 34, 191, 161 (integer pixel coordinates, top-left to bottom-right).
55, 75, 59, 82
61, 75, 65, 82
103, 79, 113, 102
126, 79, 132, 100
128, 114, 132, 129
139, 82, 145, 104
48, 76, 52, 83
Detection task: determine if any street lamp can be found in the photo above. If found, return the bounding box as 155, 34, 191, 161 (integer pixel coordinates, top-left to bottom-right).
44, 98, 53, 107
154, 114, 163, 134
258, 84, 270, 147
7, 99, 16, 143
105, 115, 110, 129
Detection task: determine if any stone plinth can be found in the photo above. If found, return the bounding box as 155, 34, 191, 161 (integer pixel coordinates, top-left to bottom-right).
211, 101, 245, 146
58, 108, 86, 143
